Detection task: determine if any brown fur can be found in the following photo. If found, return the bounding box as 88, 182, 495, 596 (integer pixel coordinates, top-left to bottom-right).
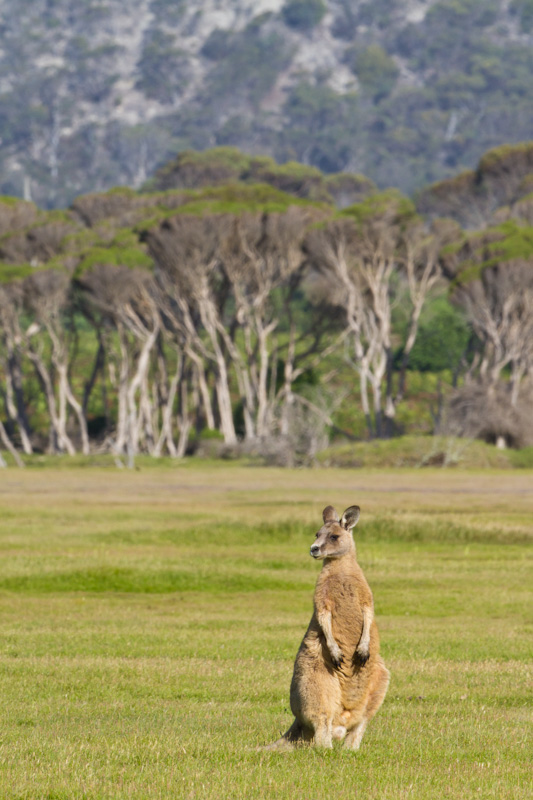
265, 504, 389, 750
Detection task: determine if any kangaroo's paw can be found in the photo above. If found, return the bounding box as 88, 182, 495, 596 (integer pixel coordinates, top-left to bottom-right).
330, 644, 344, 668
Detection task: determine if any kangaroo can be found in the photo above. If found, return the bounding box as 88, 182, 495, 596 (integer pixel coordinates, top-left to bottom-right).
267, 504, 389, 750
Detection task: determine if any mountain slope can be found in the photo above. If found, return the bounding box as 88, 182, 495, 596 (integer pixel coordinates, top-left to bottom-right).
1, 0, 533, 207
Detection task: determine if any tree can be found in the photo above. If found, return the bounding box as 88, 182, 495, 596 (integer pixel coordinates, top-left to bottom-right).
417, 142, 533, 228
145, 214, 238, 445
217, 207, 317, 440
146, 206, 332, 450
76, 263, 162, 464
305, 193, 442, 437
135, 29, 188, 104
352, 45, 399, 102
442, 220, 533, 406
0, 281, 33, 455
22, 269, 89, 454
509, 0, 533, 33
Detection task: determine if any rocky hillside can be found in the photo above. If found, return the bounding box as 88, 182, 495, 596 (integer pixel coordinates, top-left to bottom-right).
2, 0, 533, 207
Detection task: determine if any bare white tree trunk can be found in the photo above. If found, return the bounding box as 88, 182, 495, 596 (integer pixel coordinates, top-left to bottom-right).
114, 327, 130, 455
153, 353, 181, 457
3, 356, 33, 454
0, 298, 35, 453
26, 347, 76, 455
215, 363, 237, 445
368, 353, 387, 439
280, 325, 296, 438
0, 419, 24, 467
510, 361, 525, 408
139, 371, 156, 454
58, 363, 90, 454
200, 302, 237, 445
187, 349, 215, 431
176, 369, 191, 458
125, 323, 159, 464
357, 350, 373, 437
38, 316, 90, 455
256, 319, 278, 438
266, 339, 279, 436
215, 320, 256, 439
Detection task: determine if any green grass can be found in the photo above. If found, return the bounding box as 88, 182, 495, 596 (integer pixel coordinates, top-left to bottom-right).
0, 467, 531, 799
5, 434, 533, 471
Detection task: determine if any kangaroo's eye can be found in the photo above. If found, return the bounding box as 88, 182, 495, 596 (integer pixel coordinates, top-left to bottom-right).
315, 532, 320, 538
330, 535, 339, 541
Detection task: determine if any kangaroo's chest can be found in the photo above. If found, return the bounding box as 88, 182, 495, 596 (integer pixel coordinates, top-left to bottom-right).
316, 575, 364, 641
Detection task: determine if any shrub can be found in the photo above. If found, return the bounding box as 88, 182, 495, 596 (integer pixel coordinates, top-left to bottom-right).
206, 28, 291, 108
447, 383, 533, 449
282, 0, 327, 31
215, 115, 252, 147
201, 29, 233, 61
324, 173, 376, 207
352, 45, 399, 101
330, 3, 358, 40
280, 82, 360, 173
357, 0, 400, 29
151, 147, 250, 191
0, 197, 38, 236
510, 0, 533, 32
248, 159, 329, 201
149, 0, 185, 24
136, 29, 188, 104
427, 0, 499, 30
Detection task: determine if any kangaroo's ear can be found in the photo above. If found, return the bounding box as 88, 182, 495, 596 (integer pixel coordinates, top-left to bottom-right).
322, 505, 340, 523
340, 505, 360, 530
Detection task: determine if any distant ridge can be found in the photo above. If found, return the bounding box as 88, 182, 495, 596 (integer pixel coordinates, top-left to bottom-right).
2, 0, 533, 208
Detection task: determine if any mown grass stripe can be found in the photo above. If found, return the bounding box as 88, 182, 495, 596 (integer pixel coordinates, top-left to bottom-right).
0, 567, 310, 594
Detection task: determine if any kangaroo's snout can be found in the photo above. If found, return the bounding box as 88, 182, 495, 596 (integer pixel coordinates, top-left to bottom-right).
310, 543, 320, 558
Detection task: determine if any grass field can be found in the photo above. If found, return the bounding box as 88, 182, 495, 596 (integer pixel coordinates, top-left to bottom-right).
0, 464, 531, 799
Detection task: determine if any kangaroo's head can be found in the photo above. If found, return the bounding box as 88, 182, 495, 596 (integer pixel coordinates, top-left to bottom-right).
310, 505, 360, 560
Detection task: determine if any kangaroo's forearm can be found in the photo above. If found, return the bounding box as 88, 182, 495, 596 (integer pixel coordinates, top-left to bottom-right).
317, 608, 343, 665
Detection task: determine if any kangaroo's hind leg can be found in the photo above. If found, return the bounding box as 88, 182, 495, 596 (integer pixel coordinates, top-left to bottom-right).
344, 660, 390, 751
313, 713, 335, 748
290, 645, 342, 749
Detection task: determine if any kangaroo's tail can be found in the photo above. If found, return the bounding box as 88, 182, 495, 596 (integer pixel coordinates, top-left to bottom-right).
258, 719, 306, 751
